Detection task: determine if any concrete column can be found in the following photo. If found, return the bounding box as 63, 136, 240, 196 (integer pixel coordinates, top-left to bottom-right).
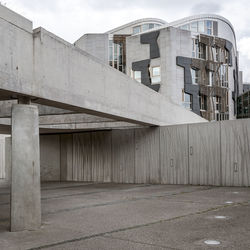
11, 104, 41, 232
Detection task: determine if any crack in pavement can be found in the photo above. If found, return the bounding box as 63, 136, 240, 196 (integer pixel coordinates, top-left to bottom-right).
102, 235, 181, 250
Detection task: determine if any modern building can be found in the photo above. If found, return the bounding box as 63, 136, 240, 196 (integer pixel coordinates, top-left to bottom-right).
237, 82, 250, 118
75, 15, 243, 121
243, 83, 250, 93
237, 89, 250, 119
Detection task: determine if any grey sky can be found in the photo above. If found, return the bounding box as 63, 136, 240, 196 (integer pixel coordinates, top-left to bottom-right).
3, 0, 250, 82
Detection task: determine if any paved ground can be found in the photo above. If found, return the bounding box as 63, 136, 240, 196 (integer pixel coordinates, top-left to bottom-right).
0, 182, 250, 250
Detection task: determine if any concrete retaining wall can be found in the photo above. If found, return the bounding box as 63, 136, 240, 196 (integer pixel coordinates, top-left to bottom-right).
2, 119, 250, 186
39, 119, 250, 186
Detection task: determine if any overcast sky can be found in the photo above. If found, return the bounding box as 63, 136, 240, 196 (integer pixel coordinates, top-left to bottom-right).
3, 0, 250, 82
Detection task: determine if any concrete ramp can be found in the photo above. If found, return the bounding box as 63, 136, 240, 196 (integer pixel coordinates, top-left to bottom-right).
0, 5, 205, 126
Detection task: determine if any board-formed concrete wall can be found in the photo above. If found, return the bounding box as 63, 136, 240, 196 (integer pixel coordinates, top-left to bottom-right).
39, 119, 250, 186
0, 136, 5, 179
0, 135, 10, 186
40, 135, 61, 181
3, 119, 250, 186
221, 119, 250, 186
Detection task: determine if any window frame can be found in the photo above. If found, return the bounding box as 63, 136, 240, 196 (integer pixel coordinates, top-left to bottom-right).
133, 71, 142, 83
200, 94, 207, 111
133, 25, 141, 34
205, 20, 213, 35
150, 66, 161, 84
182, 89, 192, 110
191, 68, 199, 84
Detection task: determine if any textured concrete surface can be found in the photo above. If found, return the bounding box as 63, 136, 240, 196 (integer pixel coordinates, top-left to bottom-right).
0, 182, 249, 249
11, 105, 41, 232
37, 119, 250, 186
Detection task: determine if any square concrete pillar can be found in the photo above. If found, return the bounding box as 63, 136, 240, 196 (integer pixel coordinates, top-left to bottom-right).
11, 104, 41, 232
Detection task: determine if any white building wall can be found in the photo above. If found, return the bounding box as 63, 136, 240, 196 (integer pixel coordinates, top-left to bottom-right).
239, 71, 243, 95
217, 20, 236, 49
159, 28, 192, 105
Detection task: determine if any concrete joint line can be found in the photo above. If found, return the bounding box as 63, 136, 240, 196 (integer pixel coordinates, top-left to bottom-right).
102, 235, 181, 250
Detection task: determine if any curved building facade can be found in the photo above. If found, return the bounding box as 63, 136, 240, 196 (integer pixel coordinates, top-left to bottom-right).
75, 15, 242, 121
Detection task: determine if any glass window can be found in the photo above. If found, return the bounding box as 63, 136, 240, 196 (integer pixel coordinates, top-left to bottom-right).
211, 47, 216, 61
184, 93, 191, 102
198, 21, 205, 32
142, 24, 149, 32
152, 67, 160, 76
224, 50, 229, 64
182, 89, 192, 109
205, 20, 213, 35
191, 69, 199, 84
119, 43, 123, 65
220, 64, 228, 87
133, 23, 160, 34
141, 23, 156, 32
114, 61, 118, 69
206, 20, 212, 28
200, 94, 207, 110
109, 40, 124, 73
209, 72, 214, 86
134, 71, 141, 83
133, 26, 141, 34
149, 23, 155, 29
151, 66, 161, 83
214, 96, 222, 112
199, 43, 206, 59
192, 39, 199, 58
109, 40, 113, 47
181, 24, 190, 30
191, 22, 198, 32
216, 47, 220, 62
113, 43, 118, 60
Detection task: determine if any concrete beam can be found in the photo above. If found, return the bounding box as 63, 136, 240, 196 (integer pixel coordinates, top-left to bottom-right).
11, 104, 41, 231
0, 100, 74, 118
0, 115, 142, 134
